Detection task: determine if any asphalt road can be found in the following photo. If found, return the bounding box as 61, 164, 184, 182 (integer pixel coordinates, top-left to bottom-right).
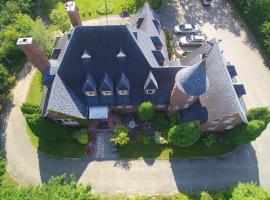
3, 0, 270, 194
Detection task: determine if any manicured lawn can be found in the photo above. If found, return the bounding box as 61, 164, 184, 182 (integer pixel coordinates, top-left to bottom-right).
24, 71, 86, 158
119, 142, 236, 159
25, 71, 43, 105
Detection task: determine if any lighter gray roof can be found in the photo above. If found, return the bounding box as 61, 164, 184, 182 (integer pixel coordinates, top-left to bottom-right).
198, 40, 247, 122
46, 74, 86, 119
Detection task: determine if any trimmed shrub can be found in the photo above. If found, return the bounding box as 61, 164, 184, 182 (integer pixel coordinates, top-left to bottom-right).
202, 134, 217, 147
73, 129, 89, 145
138, 101, 155, 121
224, 120, 265, 145
96, 3, 114, 15
113, 124, 128, 135
231, 182, 270, 200
247, 107, 270, 124
21, 103, 41, 114
136, 134, 151, 145
200, 192, 213, 200
168, 121, 201, 147
26, 114, 69, 142
111, 132, 129, 146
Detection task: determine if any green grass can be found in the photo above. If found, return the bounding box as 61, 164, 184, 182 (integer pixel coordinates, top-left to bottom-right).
119, 142, 235, 159
24, 71, 86, 158
25, 71, 43, 105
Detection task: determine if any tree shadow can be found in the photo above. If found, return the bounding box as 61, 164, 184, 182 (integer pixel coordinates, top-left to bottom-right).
114, 160, 132, 170
170, 144, 259, 192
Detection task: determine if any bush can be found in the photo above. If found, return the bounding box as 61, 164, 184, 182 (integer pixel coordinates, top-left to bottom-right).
50, 3, 71, 32
73, 129, 88, 144
111, 132, 130, 146
168, 121, 201, 147
21, 103, 41, 114
0, 155, 6, 182
0, 65, 14, 94
138, 101, 155, 121
164, 27, 174, 59
202, 134, 217, 147
154, 131, 168, 144
157, 112, 170, 130
136, 134, 151, 145
96, 2, 114, 15
25, 114, 69, 142
200, 192, 213, 200
170, 112, 181, 127
247, 107, 270, 124
113, 124, 128, 135
231, 182, 270, 200
224, 120, 265, 145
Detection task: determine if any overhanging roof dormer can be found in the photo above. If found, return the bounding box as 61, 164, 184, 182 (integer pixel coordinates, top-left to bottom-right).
116, 49, 127, 60
81, 50, 91, 64
82, 73, 96, 92
144, 71, 158, 90
100, 73, 113, 91
116, 73, 130, 90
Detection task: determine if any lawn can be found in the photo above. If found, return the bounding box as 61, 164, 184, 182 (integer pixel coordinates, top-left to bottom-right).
24, 71, 86, 158
119, 142, 235, 159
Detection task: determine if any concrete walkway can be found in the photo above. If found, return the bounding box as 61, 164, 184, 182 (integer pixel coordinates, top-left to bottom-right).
3, 0, 270, 194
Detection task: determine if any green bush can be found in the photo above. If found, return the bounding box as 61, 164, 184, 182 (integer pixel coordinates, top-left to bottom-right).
231, 182, 270, 200
157, 112, 170, 130
200, 192, 213, 200
73, 129, 89, 145
136, 134, 151, 145
168, 121, 201, 147
21, 103, 41, 114
138, 101, 155, 121
111, 132, 130, 146
224, 120, 265, 145
25, 114, 69, 142
96, 2, 114, 15
170, 112, 181, 127
202, 134, 217, 147
164, 27, 174, 59
154, 131, 168, 144
113, 124, 129, 135
50, 3, 71, 32
247, 107, 270, 124
0, 155, 6, 182
0, 65, 14, 94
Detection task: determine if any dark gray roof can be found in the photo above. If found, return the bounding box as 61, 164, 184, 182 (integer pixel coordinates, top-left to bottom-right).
181, 99, 208, 123
175, 61, 209, 96
116, 73, 130, 90
83, 73, 96, 92
227, 64, 237, 78
233, 83, 246, 97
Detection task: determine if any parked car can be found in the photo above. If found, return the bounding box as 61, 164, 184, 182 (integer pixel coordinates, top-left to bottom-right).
201, 0, 212, 6
173, 23, 200, 34
179, 35, 206, 46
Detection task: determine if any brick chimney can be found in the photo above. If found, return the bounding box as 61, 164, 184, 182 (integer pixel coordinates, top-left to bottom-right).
66, 1, 82, 27
17, 37, 50, 73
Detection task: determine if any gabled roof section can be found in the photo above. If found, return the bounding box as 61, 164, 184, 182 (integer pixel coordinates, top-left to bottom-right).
100, 73, 113, 91
144, 71, 158, 90
130, 2, 161, 36
116, 73, 130, 90
83, 73, 96, 92
175, 60, 209, 96
116, 49, 127, 59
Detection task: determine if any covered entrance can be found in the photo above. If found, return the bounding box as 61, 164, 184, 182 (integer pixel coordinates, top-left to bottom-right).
89, 106, 109, 129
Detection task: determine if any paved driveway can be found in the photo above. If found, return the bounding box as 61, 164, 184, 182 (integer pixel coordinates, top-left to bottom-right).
3, 0, 270, 194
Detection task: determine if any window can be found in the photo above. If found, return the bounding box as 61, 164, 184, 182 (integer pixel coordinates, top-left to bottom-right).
225, 124, 234, 130
209, 120, 219, 125
118, 90, 128, 95
223, 117, 235, 124
85, 91, 96, 96
182, 104, 189, 109
187, 96, 196, 102
208, 126, 217, 131
146, 89, 156, 94
102, 91, 112, 96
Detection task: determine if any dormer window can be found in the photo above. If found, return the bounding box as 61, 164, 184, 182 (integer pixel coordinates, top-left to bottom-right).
102, 91, 112, 96
100, 73, 113, 96
146, 89, 156, 95
85, 91, 96, 96
144, 71, 158, 95
118, 90, 128, 95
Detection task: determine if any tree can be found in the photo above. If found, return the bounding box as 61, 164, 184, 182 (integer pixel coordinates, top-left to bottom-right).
224, 120, 265, 145
138, 101, 155, 121
73, 129, 89, 144
231, 182, 270, 200
168, 121, 201, 147
50, 4, 71, 33
0, 65, 13, 94
247, 106, 270, 124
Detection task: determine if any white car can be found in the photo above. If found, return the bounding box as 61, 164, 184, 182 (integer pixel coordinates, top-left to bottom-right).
174, 24, 200, 34
179, 35, 206, 46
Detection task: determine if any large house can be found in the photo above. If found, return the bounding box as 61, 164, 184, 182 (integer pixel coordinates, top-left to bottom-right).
17, 2, 247, 132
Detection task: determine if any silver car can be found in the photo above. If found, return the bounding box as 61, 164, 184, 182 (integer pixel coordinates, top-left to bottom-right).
174, 23, 200, 34
179, 35, 206, 46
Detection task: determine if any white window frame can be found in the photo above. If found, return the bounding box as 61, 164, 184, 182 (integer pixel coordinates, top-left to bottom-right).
55, 119, 79, 126
208, 126, 217, 131
223, 118, 235, 124
225, 124, 234, 130
85, 91, 96, 96
209, 120, 219, 125
182, 104, 189, 109
146, 89, 156, 94
102, 91, 113, 96
118, 90, 128, 95
126, 105, 132, 109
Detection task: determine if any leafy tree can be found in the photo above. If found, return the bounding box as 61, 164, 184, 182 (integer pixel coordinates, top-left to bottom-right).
113, 124, 128, 135
21, 103, 41, 115
73, 129, 89, 144
231, 182, 270, 200
168, 121, 201, 147
224, 120, 265, 145
50, 3, 71, 33
138, 101, 155, 121
247, 106, 270, 124
111, 131, 130, 146
260, 21, 270, 54
0, 65, 14, 94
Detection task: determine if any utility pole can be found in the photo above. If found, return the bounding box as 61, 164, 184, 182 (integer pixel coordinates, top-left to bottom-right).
105, 0, 108, 25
